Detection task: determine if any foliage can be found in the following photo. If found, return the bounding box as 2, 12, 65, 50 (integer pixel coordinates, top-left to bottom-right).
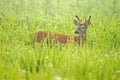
0, 0, 120, 80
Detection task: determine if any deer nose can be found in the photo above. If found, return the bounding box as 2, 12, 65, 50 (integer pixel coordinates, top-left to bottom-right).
75, 31, 79, 34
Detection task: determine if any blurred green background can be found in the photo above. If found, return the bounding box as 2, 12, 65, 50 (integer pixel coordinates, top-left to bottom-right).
0, 0, 120, 80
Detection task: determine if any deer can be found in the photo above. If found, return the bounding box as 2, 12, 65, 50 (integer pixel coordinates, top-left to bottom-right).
31, 15, 91, 46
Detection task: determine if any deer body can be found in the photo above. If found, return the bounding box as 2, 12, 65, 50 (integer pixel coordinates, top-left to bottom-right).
32, 30, 80, 44
31, 15, 91, 46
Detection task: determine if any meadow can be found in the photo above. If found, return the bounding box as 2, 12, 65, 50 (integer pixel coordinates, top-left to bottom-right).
0, 0, 120, 80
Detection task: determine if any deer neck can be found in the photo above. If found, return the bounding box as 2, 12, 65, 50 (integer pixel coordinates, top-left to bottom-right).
80, 31, 86, 46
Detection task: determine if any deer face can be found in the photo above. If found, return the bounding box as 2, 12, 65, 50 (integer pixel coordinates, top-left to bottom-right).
75, 25, 86, 34
74, 16, 91, 34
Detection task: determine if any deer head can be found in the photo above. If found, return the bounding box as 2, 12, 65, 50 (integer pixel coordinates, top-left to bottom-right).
74, 15, 91, 45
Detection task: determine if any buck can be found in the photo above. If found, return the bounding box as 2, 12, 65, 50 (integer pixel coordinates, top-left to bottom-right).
31, 15, 91, 46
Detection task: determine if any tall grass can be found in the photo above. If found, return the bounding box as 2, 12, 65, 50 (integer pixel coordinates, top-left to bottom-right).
0, 0, 120, 80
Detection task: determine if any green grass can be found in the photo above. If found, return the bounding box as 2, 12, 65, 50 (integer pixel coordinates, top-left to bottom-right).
0, 0, 120, 80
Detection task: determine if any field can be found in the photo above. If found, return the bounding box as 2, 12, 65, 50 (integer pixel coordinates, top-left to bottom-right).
0, 0, 120, 80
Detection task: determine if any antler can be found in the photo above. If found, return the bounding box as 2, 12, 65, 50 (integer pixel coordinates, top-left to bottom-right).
74, 15, 82, 26
84, 16, 91, 27
76, 15, 82, 23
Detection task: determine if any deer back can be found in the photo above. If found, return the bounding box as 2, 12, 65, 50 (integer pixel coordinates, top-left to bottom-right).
31, 30, 80, 44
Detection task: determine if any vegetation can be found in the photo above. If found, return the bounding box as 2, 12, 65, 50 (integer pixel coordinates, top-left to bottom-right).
0, 0, 120, 80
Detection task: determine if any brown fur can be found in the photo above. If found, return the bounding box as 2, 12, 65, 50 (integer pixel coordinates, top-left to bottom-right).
32, 30, 80, 44
31, 15, 91, 46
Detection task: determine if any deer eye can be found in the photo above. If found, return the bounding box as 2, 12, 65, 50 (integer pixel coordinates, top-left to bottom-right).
81, 26, 85, 29
82, 27, 85, 29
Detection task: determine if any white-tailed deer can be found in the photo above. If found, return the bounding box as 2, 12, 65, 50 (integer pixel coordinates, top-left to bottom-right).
31, 15, 91, 46
74, 15, 91, 45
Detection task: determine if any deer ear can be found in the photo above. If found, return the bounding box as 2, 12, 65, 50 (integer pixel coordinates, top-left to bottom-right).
84, 16, 91, 27
84, 21, 91, 27
74, 20, 79, 27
